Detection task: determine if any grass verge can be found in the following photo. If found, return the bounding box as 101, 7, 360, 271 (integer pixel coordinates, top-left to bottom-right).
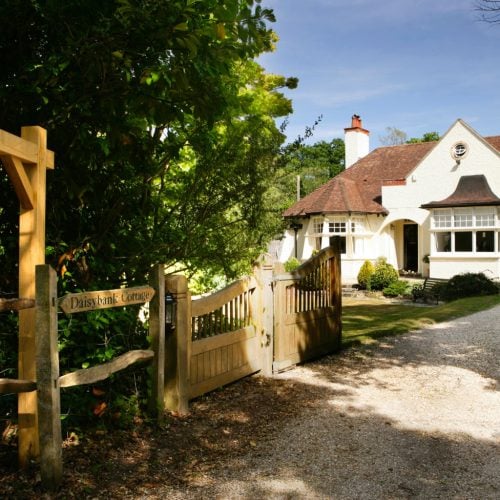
342, 294, 500, 348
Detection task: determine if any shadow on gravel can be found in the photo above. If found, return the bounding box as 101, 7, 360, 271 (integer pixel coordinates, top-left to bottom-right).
1, 308, 499, 498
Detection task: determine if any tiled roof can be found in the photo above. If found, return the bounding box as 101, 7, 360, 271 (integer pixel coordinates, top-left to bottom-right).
283, 136, 500, 218
485, 135, 500, 151
421, 175, 500, 208
283, 142, 435, 217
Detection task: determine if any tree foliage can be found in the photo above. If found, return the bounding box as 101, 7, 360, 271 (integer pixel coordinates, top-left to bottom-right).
379, 127, 440, 146
406, 131, 440, 143
269, 137, 345, 213
0, 0, 291, 288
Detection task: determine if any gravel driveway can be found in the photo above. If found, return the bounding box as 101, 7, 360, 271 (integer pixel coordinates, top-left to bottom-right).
177, 304, 500, 499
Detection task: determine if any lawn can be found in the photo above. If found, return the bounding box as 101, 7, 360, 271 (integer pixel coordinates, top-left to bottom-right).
341, 294, 500, 348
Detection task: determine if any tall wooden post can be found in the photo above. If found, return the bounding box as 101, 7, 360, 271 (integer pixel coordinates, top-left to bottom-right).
9, 126, 53, 466
164, 274, 191, 415
35, 265, 62, 489
148, 264, 165, 418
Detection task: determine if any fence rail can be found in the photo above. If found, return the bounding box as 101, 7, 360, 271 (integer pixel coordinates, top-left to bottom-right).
0, 298, 37, 395
0, 298, 35, 312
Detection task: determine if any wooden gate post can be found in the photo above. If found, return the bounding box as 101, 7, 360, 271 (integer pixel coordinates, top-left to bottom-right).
253, 259, 274, 376
148, 264, 165, 418
164, 274, 191, 415
330, 237, 343, 348
35, 265, 62, 489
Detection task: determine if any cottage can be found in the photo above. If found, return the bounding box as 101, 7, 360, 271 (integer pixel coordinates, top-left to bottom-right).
280, 116, 500, 283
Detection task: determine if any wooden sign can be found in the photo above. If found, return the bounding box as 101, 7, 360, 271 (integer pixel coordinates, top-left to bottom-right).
58, 285, 155, 314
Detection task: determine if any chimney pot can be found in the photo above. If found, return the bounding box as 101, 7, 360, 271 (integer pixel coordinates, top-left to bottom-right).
351, 114, 362, 128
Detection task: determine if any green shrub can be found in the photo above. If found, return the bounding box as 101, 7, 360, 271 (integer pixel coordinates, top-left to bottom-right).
357, 260, 375, 290
383, 280, 411, 297
370, 257, 399, 291
440, 273, 498, 301
284, 257, 301, 272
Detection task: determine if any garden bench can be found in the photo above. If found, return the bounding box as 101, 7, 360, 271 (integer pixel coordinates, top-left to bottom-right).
412, 277, 448, 304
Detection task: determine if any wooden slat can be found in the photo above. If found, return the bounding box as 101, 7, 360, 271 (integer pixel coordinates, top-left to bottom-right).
59, 349, 154, 388
191, 277, 256, 317
189, 340, 260, 399
0, 378, 37, 394
191, 325, 256, 355
0, 129, 54, 168
0, 298, 35, 312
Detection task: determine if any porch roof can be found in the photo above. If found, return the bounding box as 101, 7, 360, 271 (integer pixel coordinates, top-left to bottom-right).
421, 175, 500, 208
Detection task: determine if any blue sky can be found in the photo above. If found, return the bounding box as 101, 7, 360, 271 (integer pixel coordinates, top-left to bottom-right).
259, 0, 500, 149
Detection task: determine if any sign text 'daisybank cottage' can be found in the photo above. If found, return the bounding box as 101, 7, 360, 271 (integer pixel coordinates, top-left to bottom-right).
58, 286, 155, 314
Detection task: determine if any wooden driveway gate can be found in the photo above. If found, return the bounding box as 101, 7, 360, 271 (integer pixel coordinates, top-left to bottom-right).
273, 245, 342, 373
164, 242, 342, 412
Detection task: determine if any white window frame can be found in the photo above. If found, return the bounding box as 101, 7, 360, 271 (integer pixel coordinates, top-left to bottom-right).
307, 215, 372, 257
431, 207, 499, 255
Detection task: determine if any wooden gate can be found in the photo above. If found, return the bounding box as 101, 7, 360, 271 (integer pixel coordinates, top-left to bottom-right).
163, 243, 342, 412
164, 273, 267, 414
273, 243, 342, 372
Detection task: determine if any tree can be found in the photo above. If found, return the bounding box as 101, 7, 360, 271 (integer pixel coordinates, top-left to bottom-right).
0, 0, 290, 288
380, 127, 440, 146
406, 131, 440, 143
0, 0, 294, 421
271, 137, 345, 210
379, 127, 408, 146
476, 1, 500, 22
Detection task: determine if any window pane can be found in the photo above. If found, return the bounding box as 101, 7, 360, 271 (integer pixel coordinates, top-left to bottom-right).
454, 210, 473, 228
433, 210, 452, 228
476, 214, 495, 227
435, 232, 451, 252
313, 218, 323, 234
455, 232, 472, 251
476, 231, 494, 252
315, 237, 322, 251
329, 221, 346, 234
351, 217, 365, 233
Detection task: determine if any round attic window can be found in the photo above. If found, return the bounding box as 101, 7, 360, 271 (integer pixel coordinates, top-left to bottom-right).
451, 142, 468, 160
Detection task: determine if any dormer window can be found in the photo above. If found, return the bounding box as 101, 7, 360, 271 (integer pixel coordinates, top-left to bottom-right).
451, 142, 468, 160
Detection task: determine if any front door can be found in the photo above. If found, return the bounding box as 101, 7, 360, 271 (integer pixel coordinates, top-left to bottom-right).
403, 224, 418, 272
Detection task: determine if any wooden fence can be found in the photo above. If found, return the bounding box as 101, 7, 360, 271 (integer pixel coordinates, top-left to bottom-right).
33, 264, 165, 488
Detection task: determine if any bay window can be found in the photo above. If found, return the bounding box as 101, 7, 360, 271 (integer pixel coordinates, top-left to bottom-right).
310, 215, 370, 256
431, 207, 499, 254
